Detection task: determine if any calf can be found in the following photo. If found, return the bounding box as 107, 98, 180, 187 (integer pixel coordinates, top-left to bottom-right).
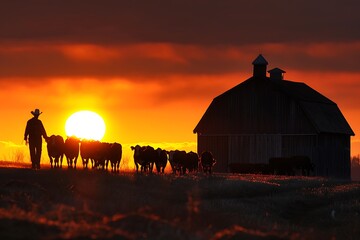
46, 135, 64, 168
201, 151, 216, 174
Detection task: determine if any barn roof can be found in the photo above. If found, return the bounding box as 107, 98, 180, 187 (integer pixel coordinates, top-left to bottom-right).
193, 76, 354, 136
276, 80, 354, 135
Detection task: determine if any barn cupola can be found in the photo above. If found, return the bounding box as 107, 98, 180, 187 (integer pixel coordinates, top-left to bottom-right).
268, 68, 286, 81
252, 54, 268, 78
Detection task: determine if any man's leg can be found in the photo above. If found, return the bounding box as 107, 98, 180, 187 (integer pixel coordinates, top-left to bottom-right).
29, 142, 36, 169
35, 143, 42, 169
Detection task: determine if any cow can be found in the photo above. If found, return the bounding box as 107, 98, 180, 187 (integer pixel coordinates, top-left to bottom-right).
169, 150, 187, 175
155, 148, 168, 173
46, 135, 64, 168
131, 145, 147, 172
269, 156, 314, 176
143, 146, 157, 173
92, 141, 111, 170
64, 136, 80, 169
184, 151, 199, 173
291, 156, 314, 176
201, 151, 216, 174
80, 139, 95, 169
108, 142, 122, 173
131, 145, 157, 173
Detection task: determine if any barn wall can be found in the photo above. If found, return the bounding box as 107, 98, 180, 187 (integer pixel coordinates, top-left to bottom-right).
198, 133, 321, 173
228, 134, 282, 164
281, 134, 318, 168
318, 134, 351, 179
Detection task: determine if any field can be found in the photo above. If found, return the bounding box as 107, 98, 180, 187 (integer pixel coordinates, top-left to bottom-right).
0, 163, 359, 239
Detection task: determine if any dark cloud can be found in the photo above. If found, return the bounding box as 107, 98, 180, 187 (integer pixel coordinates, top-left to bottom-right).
0, 43, 359, 80
1, 0, 359, 45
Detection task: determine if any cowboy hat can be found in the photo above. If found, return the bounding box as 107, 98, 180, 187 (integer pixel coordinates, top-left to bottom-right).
31, 108, 42, 116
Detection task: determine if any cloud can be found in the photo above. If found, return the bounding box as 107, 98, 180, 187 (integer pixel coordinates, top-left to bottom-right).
0, 42, 360, 80
1, 0, 359, 45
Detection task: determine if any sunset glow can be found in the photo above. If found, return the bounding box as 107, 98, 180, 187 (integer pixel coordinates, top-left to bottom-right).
0, 1, 359, 169
65, 111, 106, 141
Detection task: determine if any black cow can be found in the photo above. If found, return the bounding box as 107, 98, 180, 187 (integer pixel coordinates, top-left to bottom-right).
201, 151, 216, 174
169, 150, 187, 175
184, 151, 199, 174
269, 156, 314, 176
46, 135, 64, 168
64, 136, 80, 169
155, 148, 168, 173
131, 145, 147, 172
92, 141, 111, 170
291, 156, 314, 176
109, 142, 122, 173
131, 145, 157, 173
80, 139, 95, 169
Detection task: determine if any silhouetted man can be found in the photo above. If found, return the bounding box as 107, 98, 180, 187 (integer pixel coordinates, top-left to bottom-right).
24, 108, 48, 169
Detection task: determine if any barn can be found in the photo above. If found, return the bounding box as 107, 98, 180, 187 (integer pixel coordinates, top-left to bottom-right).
193, 55, 354, 178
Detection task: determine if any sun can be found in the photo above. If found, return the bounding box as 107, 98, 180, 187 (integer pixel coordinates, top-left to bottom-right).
65, 110, 106, 141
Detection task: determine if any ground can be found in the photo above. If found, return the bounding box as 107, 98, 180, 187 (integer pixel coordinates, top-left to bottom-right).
0, 162, 359, 239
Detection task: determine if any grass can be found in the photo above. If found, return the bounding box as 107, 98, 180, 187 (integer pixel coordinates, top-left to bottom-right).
0, 167, 359, 239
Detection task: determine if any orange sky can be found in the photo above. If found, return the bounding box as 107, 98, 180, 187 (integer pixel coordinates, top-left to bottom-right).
0, 1, 359, 166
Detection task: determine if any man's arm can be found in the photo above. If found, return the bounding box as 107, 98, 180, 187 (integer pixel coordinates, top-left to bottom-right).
40, 121, 48, 140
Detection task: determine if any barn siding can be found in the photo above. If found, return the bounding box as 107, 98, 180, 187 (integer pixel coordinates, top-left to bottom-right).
198, 134, 320, 173
281, 134, 318, 164
318, 134, 351, 178
228, 134, 282, 164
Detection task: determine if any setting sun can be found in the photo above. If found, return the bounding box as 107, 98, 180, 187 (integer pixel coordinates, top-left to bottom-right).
65, 110, 106, 140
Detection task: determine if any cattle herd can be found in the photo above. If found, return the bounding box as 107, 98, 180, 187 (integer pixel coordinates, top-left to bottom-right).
47, 135, 313, 176
46, 135, 216, 174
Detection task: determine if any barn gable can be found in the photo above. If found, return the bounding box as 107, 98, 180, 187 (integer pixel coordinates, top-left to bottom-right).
193, 65, 354, 136
194, 55, 354, 178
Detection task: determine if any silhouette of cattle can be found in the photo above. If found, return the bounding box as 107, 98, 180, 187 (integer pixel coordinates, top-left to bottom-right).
64, 137, 80, 169
167, 150, 199, 175
155, 148, 168, 173
46, 135, 64, 168
131, 145, 157, 173
169, 150, 187, 174
80, 139, 95, 169
90, 141, 111, 170
184, 151, 199, 174
269, 156, 314, 176
201, 151, 216, 174
108, 142, 122, 173
80, 140, 122, 172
